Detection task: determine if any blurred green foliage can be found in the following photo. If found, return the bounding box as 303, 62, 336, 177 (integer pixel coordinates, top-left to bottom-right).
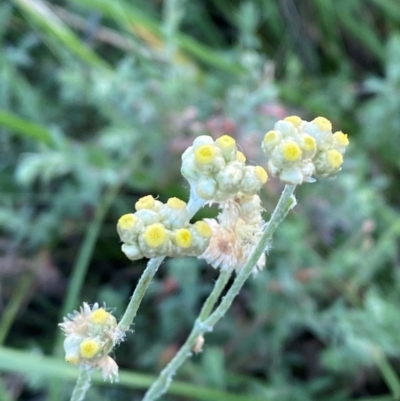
1, 0, 400, 400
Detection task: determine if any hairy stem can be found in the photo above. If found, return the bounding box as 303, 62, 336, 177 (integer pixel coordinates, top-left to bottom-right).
70, 367, 92, 401
117, 256, 164, 332
142, 185, 297, 401
198, 270, 232, 321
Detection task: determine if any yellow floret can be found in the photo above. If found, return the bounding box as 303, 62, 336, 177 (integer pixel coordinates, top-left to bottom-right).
80, 339, 100, 359
236, 151, 246, 162
263, 130, 278, 143
313, 116, 332, 131
143, 223, 167, 247
303, 135, 316, 151
175, 228, 193, 248
194, 145, 216, 164
254, 166, 268, 183
327, 149, 343, 168
167, 197, 186, 210
118, 214, 136, 230
65, 356, 80, 364
194, 221, 212, 238
284, 115, 302, 127
135, 195, 155, 211
90, 308, 110, 325
216, 135, 236, 149
281, 142, 302, 162
333, 131, 349, 146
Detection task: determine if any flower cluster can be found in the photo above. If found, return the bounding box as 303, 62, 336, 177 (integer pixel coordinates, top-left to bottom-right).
59, 303, 121, 382
117, 195, 212, 260
181, 135, 268, 202
262, 116, 349, 184
200, 193, 267, 274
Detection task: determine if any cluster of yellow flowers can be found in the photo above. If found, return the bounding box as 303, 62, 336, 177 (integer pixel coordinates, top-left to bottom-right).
262, 116, 349, 184
61, 115, 350, 380
181, 135, 268, 202
59, 303, 121, 382
117, 195, 212, 260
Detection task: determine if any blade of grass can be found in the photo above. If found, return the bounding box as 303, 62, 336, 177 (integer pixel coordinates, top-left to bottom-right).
0, 272, 35, 345
373, 347, 400, 400
13, 0, 108, 68
0, 110, 54, 146
0, 347, 267, 401
67, 0, 243, 74
0, 378, 13, 401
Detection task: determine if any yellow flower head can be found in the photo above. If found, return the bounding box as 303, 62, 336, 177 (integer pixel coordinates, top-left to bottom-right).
254, 166, 268, 184
216, 135, 236, 150
143, 223, 167, 248
333, 131, 349, 146
175, 228, 193, 248
65, 355, 80, 364
327, 149, 343, 169
80, 339, 101, 359
194, 221, 212, 238
313, 116, 332, 131
90, 308, 110, 325
281, 141, 302, 162
302, 135, 316, 152
135, 195, 155, 211
194, 145, 216, 164
167, 197, 186, 210
236, 151, 246, 162
264, 130, 279, 144
118, 214, 136, 230
284, 115, 302, 127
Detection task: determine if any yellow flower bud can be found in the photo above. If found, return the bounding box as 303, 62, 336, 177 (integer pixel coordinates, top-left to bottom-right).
175, 228, 193, 248
143, 223, 167, 248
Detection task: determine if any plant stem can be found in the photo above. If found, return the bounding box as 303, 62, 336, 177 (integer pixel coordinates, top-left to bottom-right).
142, 185, 296, 401
117, 190, 205, 334
198, 270, 232, 321
117, 256, 164, 332
70, 367, 93, 401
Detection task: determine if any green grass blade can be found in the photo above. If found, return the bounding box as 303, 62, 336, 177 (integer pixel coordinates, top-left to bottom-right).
67, 0, 243, 74
13, 0, 108, 68
0, 346, 267, 401
0, 110, 54, 146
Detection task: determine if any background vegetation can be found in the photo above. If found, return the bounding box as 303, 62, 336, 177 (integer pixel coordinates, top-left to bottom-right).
1, 0, 400, 400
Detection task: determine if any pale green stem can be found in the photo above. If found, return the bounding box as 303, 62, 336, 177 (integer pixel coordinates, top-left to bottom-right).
142, 185, 297, 401
198, 270, 232, 321
70, 367, 92, 401
117, 256, 164, 332
117, 189, 205, 334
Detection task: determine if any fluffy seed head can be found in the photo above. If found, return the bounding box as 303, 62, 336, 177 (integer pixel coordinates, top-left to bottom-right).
194, 145, 216, 164
143, 224, 167, 248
